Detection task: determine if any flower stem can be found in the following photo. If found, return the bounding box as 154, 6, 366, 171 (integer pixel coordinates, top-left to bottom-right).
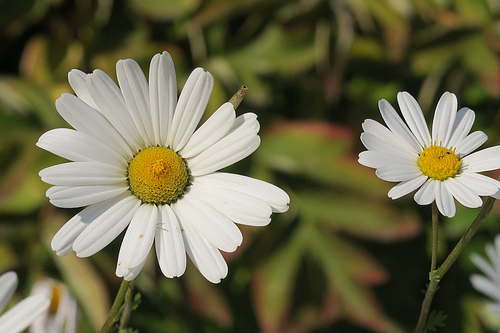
430, 202, 439, 272
414, 197, 496, 333
99, 279, 132, 333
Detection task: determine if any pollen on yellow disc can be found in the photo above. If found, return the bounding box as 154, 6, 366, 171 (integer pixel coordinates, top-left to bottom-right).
128, 147, 189, 204
418, 142, 462, 181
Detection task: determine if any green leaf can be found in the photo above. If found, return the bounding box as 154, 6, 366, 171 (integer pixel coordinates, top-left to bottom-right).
424, 310, 447, 331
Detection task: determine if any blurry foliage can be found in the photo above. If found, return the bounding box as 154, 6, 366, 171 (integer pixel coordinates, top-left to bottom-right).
1, 0, 500, 332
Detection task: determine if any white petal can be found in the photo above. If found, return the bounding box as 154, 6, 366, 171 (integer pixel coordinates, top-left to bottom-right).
388, 175, 427, 199
116, 257, 147, 281
455, 172, 500, 196
397, 91, 431, 147
443, 177, 482, 208
0, 272, 17, 313
456, 131, 488, 157
117, 204, 157, 269
149, 51, 177, 145
360, 132, 417, 158
194, 172, 290, 213
431, 92, 457, 147
188, 127, 260, 176
227, 113, 260, 135
172, 205, 228, 283
46, 185, 128, 208
180, 102, 236, 158
37, 128, 127, 167
73, 195, 140, 257
471, 274, 500, 302
0, 293, 50, 333
51, 196, 125, 256
471, 253, 499, 283
378, 99, 422, 153
447, 108, 475, 149
173, 194, 242, 252
68, 69, 98, 109
154, 204, 186, 278
56, 93, 134, 160
375, 164, 422, 182
86, 69, 144, 148
189, 181, 272, 226
414, 178, 437, 205
486, 243, 500, 281
362, 119, 402, 148
116, 59, 154, 146
168, 68, 214, 151
358, 150, 415, 169
40, 162, 126, 186
435, 181, 456, 217
462, 146, 500, 172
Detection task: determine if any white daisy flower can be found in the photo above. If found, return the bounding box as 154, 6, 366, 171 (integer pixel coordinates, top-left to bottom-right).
358, 91, 500, 217
37, 51, 290, 283
470, 235, 500, 319
29, 279, 77, 333
0, 271, 51, 333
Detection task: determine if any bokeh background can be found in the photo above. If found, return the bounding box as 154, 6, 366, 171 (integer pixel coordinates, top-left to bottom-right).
1, 0, 500, 332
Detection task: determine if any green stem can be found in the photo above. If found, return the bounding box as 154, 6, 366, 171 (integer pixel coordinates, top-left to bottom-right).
430, 202, 439, 272
99, 279, 132, 333
119, 280, 135, 329
414, 196, 496, 333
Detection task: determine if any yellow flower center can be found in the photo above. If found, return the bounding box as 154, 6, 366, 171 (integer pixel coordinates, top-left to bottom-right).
128, 147, 189, 204
418, 142, 461, 181
49, 285, 61, 314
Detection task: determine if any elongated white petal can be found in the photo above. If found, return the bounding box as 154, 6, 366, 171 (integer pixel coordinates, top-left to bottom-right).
435, 181, 456, 217
360, 132, 417, 158
388, 175, 427, 199
149, 51, 177, 145
194, 172, 290, 213
46, 185, 128, 208
86, 69, 144, 148
155, 204, 186, 278
56, 94, 134, 160
37, 129, 127, 167
0, 293, 50, 333
169, 68, 214, 151
116, 257, 147, 281
443, 177, 482, 208
358, 150, 414, 169
432, 92, 457, 147
51, 195, 127, 256
447, 108, 474, 149
227, 113, 260, 135
471, 274, 500, 302
0, 272, 17, 313
117, 204, 157, 269
68, 69, 97, 109
173, 194, 242, 252
73, 195, 140, 257
40, 162, 126, 186
456, 131, 488, 157
378, 99, 422, 153
188, 128, 260, 176
414, 178, 437, 205
180, 102, 236, 158
397, 91, 431, 147
462, 146, 500, 172
375, 164, 422, 182
471, 253, 499, 283
189, 182, 272, 226
455, 172, 500, 196
117, 59, 154, 146
172, 205, 228, 283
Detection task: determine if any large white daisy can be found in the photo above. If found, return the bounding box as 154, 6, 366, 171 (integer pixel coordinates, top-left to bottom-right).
37, 51, 290, 283
0, 271, 50, 333
358, 91, 500, 217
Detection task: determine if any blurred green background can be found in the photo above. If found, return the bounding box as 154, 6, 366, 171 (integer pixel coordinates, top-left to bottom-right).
2, 0, 500, 332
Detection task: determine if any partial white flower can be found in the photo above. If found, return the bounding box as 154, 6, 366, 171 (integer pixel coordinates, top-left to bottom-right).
0, 271, 50, 333
358, 91, 500, 217
37, 51, 290, 283
29, 279, 77, 333
470, 235, 500, 326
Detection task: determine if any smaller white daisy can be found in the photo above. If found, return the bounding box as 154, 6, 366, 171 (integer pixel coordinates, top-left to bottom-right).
470, 235, 500, 322
0, 271, 50, 333
358, 91, 500, 217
